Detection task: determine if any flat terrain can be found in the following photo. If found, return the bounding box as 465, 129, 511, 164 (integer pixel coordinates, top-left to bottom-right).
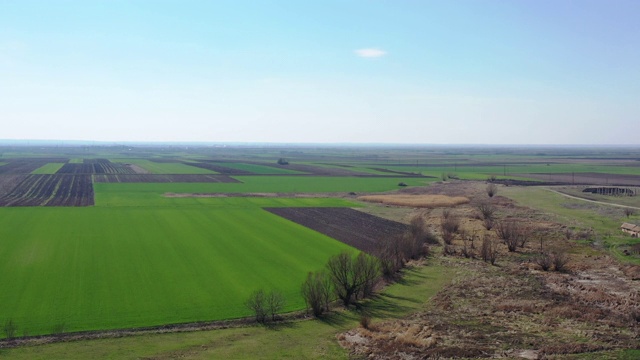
265, 207, 408, 253
0, 200, 355, 336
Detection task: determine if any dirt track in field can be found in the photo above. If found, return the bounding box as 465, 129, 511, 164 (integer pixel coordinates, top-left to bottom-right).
264, 207, 407, 253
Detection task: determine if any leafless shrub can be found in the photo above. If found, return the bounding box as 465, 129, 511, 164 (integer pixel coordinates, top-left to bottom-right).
624, 208, 635, 218
553, 251, 570, 272
356, 253, 381, 300
301, 271, 333, 317
442, 244, 456, 256
440, 213, 460, 245
476, 202, 496, 220
461, 234, 475, 259
483, 217, 494, 230
563, 227, 573, 240
486, 183, 498, 198
375, 236, 405, 278
267, 290, 286, 321
245, 289, 267, 323
575, 228, 593, 240
481, 235, 498, 265
488, 175, 497, 182
535, 253, 553, 271
495, 221, 525, 252
360, 315, 372, 330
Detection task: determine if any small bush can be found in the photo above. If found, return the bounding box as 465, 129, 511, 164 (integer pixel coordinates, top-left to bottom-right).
360, 315, 372, 330
553, 251, 570, 272
486, 183, 498, 198
535, 253, 553, 271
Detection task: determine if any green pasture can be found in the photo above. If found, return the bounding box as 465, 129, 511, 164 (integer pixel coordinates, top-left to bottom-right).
111, 159, 217, 174
0, 200, 355, 337
378, 163, 640, 179
31, 163, 65, 174
94, 176, 432, 206
213, 162, 304, 174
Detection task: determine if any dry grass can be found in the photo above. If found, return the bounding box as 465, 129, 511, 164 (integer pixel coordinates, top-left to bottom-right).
358, 194, 470, 208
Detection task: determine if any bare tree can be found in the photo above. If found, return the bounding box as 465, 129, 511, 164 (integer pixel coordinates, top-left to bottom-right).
267, 290, 286, 321
375, 235, 405, 278
355, 252, 380, 299
480, 235, 498, 265
495, 221, 525, 252
486, 183, 498, 198
245, 289, 267, 323
301, 271, 333, 317
326, 252, 380, 307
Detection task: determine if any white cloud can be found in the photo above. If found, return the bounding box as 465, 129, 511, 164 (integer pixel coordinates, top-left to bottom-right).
354, 48, 387, 58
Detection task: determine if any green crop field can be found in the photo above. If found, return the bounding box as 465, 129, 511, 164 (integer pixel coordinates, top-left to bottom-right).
213, 162, 304, 174
111, 159, 218, 174
94, 176, 433, 206
0, 200, 356, 337
30, 163, 65, 174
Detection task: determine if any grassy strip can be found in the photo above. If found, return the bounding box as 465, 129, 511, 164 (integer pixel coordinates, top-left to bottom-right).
0, 262, 452, 359
110, 159, 218, 174
30, 163, 65, 174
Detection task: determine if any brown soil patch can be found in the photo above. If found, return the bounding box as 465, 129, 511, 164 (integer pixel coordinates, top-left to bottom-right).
358, 194, 469, 208
264, 207, 407, 253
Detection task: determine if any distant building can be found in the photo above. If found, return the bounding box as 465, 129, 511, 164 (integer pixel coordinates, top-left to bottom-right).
621, 223, 640, 237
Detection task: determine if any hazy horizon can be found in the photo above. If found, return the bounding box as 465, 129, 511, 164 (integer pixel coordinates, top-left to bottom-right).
2, 1, 639, 144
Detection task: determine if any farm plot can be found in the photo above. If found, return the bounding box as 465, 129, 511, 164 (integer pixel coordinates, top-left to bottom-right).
198, 161, 304, 175
264, 207, 408, 253
0, 175, 93, 206
57, 159, 136, 175
93, 174, 239, 183
112, 159, 219, 174
184, 161, 256, 175
0, 175, 27, 197
0, 159, 56, 174
0, 203, 353, 336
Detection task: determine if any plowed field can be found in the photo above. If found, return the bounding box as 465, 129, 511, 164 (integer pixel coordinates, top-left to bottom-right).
264, 207, 407, 253
0, 175, 94, 206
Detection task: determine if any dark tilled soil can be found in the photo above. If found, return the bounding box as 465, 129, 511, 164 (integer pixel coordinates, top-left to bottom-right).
93, 174, 240, 183
264, 207, 408, 253
0, 175, 93, 206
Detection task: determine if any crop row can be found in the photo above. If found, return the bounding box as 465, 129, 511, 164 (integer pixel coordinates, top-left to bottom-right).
0, 175, 94, 206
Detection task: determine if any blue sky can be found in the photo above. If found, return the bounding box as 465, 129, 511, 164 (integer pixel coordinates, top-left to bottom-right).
1, 0, 639, 144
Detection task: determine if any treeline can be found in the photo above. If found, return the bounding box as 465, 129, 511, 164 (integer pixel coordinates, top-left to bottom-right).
246, 216, 435, 322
